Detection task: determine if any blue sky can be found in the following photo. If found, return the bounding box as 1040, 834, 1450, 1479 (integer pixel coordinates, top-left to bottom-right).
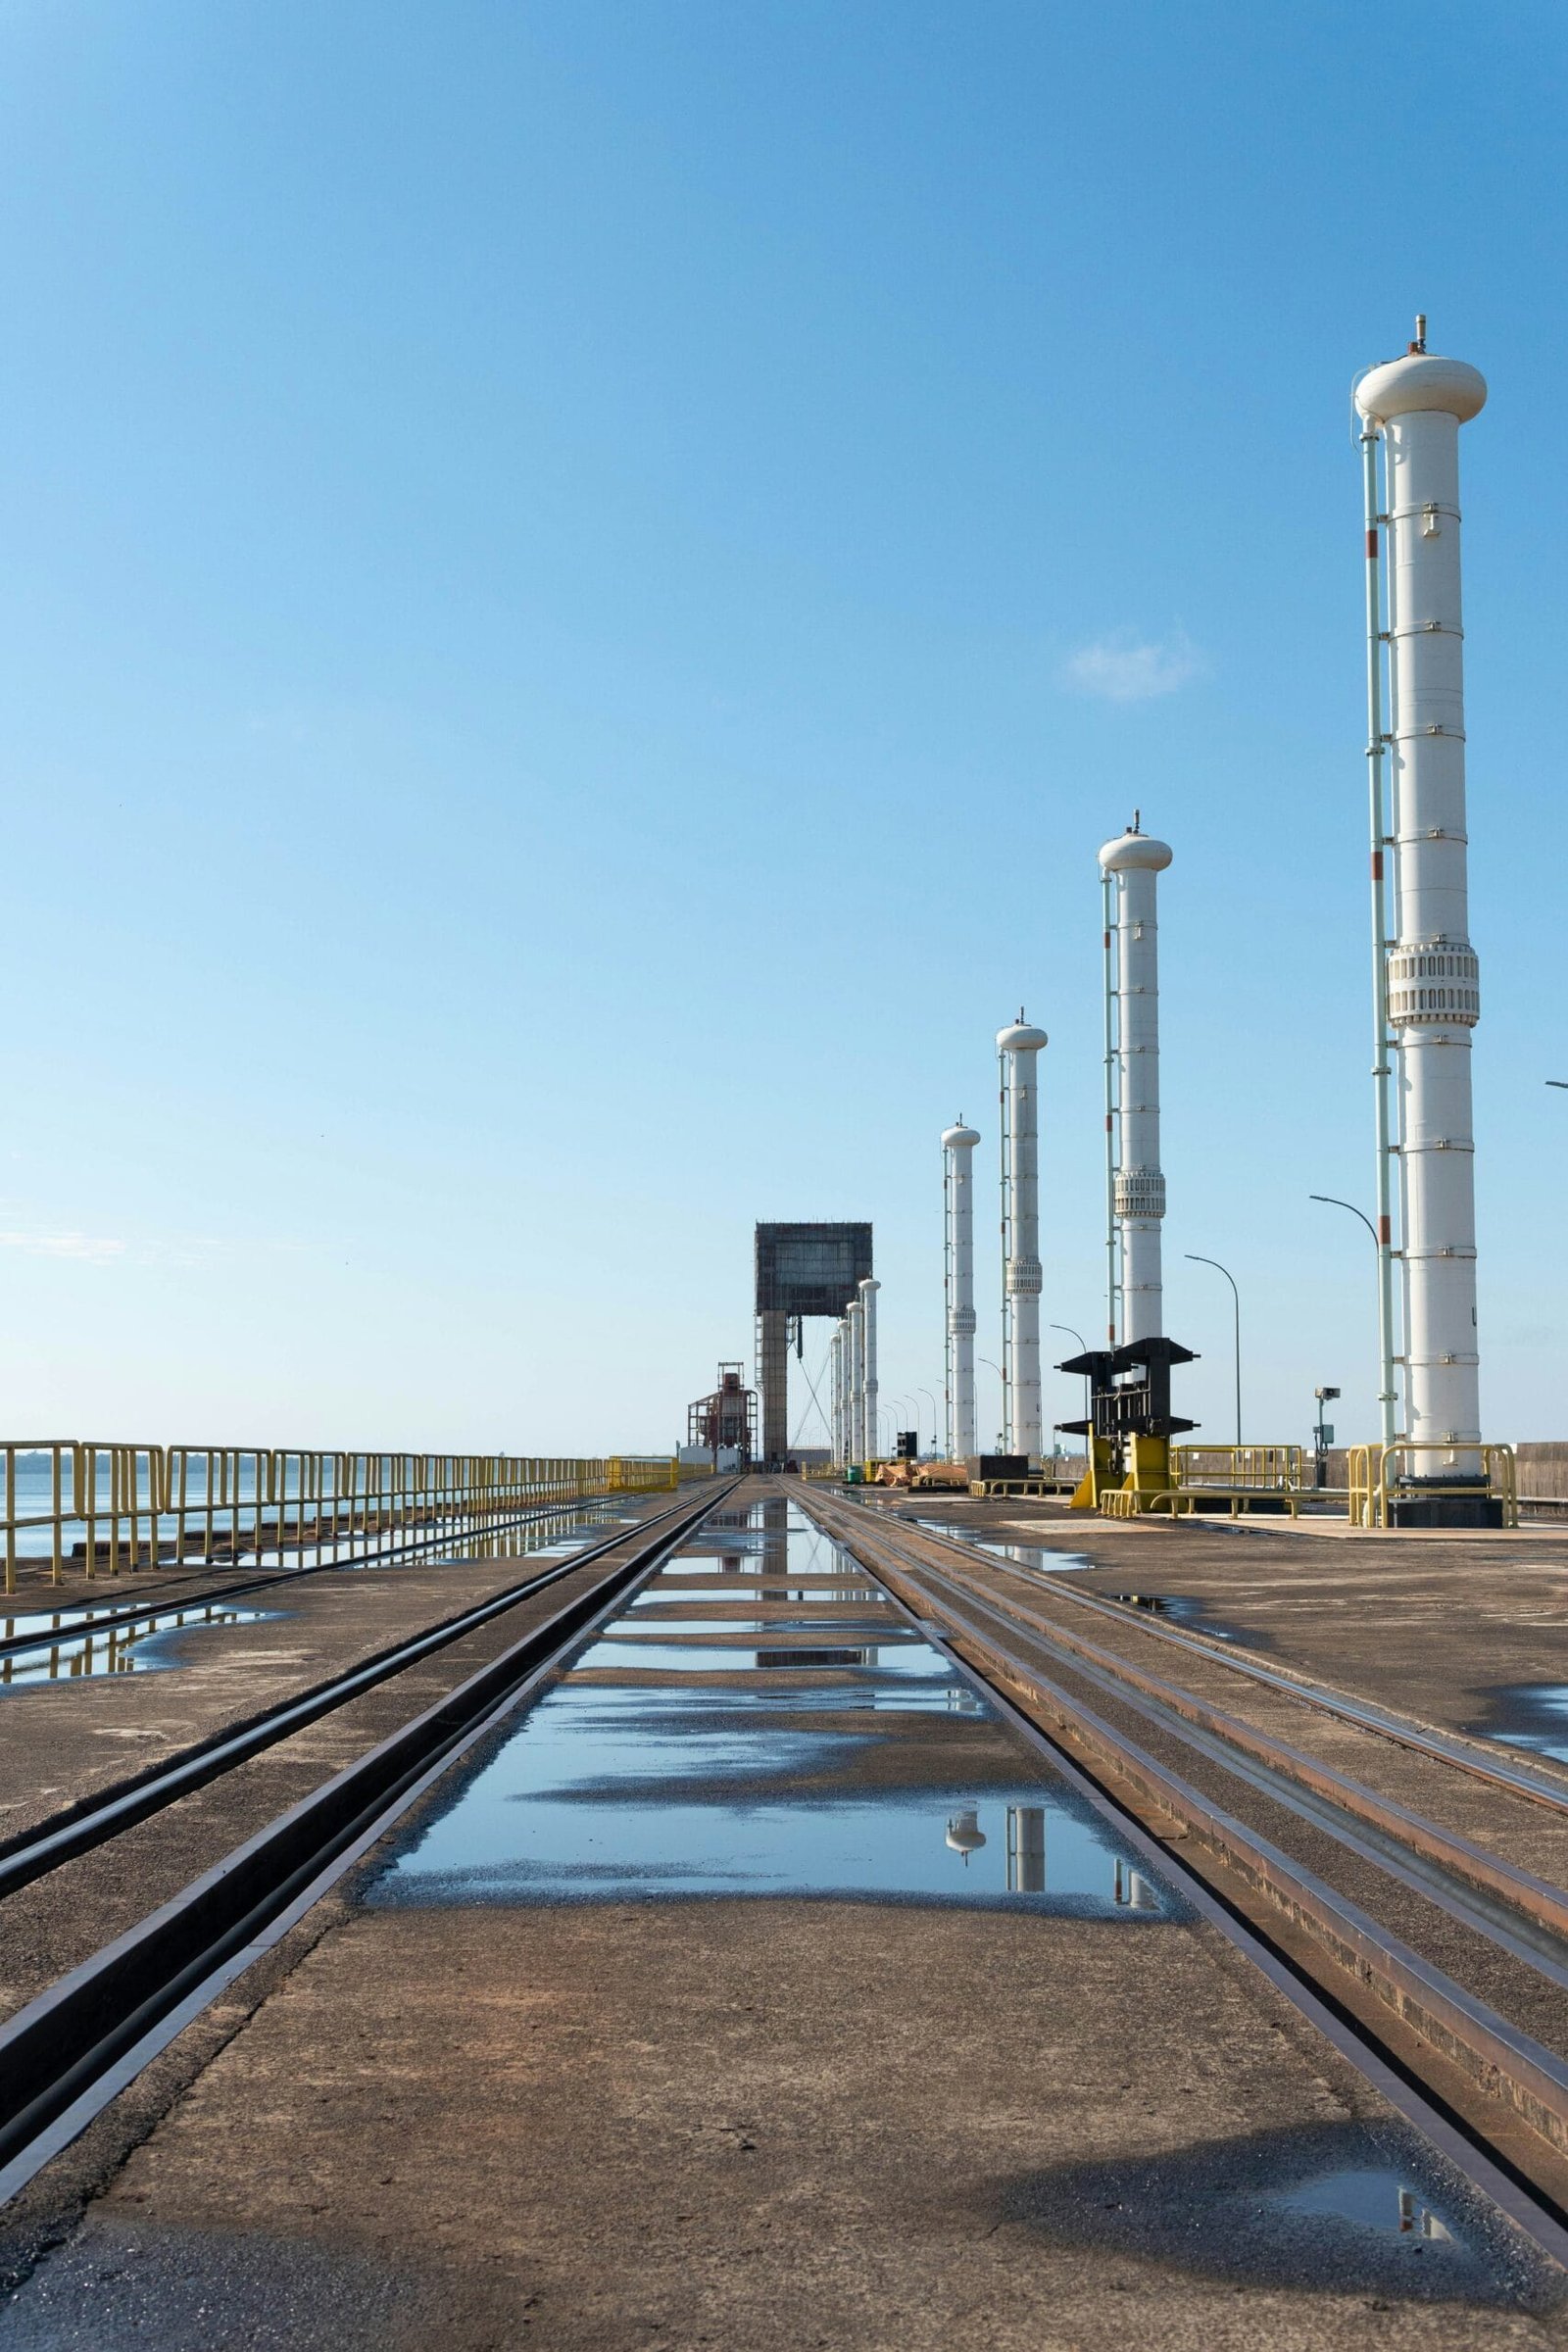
0, 0, 1563, 1453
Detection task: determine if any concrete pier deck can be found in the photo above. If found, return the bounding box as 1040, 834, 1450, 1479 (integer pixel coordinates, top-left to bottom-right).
0, 1483, 1563, 2349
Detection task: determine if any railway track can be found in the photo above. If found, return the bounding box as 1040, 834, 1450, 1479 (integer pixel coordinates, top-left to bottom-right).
798, 1483, 1568, 2262
904, 1504, 1568, 1817
0, 1479, 738, 2202
0, 1487, 704, 1901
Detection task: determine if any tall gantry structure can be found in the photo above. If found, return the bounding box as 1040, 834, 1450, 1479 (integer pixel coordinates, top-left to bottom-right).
754, 1222, 873, 1465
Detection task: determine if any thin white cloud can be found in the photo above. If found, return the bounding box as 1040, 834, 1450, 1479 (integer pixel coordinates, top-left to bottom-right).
0, 1229, 125, 1265
1062, 630, 1204, 703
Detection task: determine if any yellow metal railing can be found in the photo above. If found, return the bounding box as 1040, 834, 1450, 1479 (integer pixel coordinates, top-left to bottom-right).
1121, 1486, 1302, 1522
1347, 1441, 1517, 1530
1093, 1440, 1306, 1519
1171, 1445, 1306, 1494
0, 1445, 678, 1592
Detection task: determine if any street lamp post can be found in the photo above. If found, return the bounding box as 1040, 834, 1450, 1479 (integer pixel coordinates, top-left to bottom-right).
915, 1389, 939, 1456
978, 1358, 1005, 1455
1309, 1193, 1395, 1449
1050, 1322, 1091, 1442
1185, 1254, 1242, 1448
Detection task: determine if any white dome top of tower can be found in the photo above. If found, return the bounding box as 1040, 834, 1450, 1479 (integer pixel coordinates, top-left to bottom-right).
996, 1017, 1048, 1054
1355, 349, 1487, 425
945, 1807, 987, 1856
1099, 828, 1173, 873
942, 1119, 981, 1150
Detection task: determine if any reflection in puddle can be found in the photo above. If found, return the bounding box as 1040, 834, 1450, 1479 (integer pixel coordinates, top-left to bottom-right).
1468, 1683, 1568, 1769
0, 1602, 278, 1687
892, 1520, 1093, 1577
610, 1616, 906, 1638
368, 1501, 1179, 1915
1278, 2167, 1455, 2244
567, 1637, 944, 1678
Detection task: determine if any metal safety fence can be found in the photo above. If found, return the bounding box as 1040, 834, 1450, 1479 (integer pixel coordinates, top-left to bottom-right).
0, 1445, 679, 1592
1170, 1445, 1307, 1494
1347, 1441, 1518, 1531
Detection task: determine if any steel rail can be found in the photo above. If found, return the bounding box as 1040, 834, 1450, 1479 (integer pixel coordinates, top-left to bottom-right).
0, 1490, 705, 1903
835, 1501, 1568, 2270
802, 1492, 1568, 2218
870, 1499, 1568, 1817
827, 1502, 1568, 1968
0, 1489, 649, 1659
0, 1479, 738, 2202
921, 1557, 1568, 1990
872, 1536, 1568, 1951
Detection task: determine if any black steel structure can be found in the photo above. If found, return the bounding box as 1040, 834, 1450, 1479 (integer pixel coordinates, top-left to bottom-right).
754, 1222, 873, 1465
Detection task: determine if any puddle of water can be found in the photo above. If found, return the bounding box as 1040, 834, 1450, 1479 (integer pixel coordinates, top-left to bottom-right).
606, 1608, 911, 1627
974, 1541, 1094, 1575
0, 1604, 151, 1642
628, 1585, 883, 1605
1108, 1592, 1239, 1641
1278, 2166, 1455, 2244
0, 1602, 280, 1688
568, 1637, 942, 1676
993, 2123, 1535, 2303
1468, 1683, 1568, 1768
367, 1503, 1182, 1916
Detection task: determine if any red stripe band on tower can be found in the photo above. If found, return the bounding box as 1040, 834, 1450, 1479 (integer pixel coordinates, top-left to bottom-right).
1379, 1216, 1392, 1245
1366, 529, 1379, 558
1372, 850, 1384, 880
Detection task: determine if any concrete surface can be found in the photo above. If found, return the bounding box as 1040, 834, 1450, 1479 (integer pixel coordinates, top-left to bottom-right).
0, 1485, 1562, 2349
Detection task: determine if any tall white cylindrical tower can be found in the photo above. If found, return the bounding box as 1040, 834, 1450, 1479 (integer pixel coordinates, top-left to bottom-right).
942, 1118, 981, 1459
997, 1017, 1048, 1459
858, 1276, 880, 1460
1356, 339, 1487, 1491
829, 1323, 845, 1465
1099, 826, 1173, 1344
847, 1298, 864, 1464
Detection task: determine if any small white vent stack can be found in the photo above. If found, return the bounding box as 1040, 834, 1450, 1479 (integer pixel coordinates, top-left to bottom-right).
997, 1016, 1048, 1458
942, 1118, 981, 1458
1355, 323, 1488, 1506
1099, 819, 1173, 1345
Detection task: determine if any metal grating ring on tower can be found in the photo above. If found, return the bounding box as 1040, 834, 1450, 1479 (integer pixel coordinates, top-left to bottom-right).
1113, 1168, 1167, 1220
1386, 944, 1480, 1027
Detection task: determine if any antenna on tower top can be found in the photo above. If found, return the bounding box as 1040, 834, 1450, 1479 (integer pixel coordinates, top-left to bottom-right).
1412, 313, 1428, 353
